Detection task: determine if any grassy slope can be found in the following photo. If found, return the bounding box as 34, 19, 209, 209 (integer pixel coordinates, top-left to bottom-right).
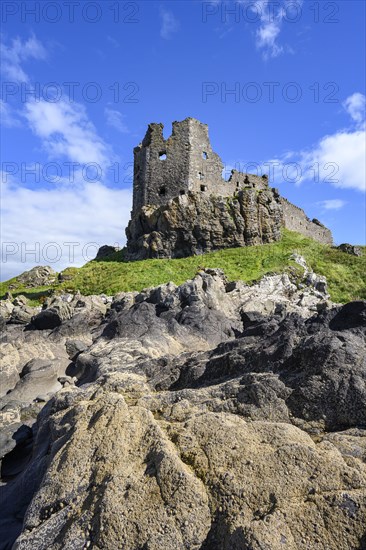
1, 230, 365, 304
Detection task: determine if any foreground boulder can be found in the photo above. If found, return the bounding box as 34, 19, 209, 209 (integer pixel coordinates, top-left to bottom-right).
5, 384, 366, 550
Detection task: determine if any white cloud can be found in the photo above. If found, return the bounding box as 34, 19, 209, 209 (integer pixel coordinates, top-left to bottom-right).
0, 34, 47, 82
1, 98, 128, 280
343, 92, 366, 125
24, 99, 113, 168
160, 8, 179, 39
300, 129, 365, 192
262, 93, 366, 192
0, 175, 132, 280
316, 199, 347, 210
0, 99, 21, 127
105, 108, 129, 133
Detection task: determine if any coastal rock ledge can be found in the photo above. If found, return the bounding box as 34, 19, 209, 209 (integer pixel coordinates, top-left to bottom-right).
0, 266, 365, 550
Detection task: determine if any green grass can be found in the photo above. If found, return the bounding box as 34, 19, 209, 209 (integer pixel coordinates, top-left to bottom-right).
1, 230, 365, 304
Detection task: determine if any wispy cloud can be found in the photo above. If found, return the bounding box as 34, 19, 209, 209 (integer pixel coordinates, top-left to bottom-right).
24, 99, 113, 168
105, 108, 129, 133
107, 35, 120, 48
256, 7, 284, 59
160, 7, 179, 39
316, 199, 347, 211
0, 34, 47, 82
343, 92, 366, 125
243, 0, 303, 60
0, 99, 21, 127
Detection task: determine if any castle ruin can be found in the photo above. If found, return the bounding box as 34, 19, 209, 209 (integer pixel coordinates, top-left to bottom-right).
127, 118, 332, 260
132, 117, 269, 213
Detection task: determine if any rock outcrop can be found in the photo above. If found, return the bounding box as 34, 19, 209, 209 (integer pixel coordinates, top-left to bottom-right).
94, 245, 121, 260
337, 243, 363, 257
0, 262, 365, 550
126, 189, 283, 260
11, 266, 57, 289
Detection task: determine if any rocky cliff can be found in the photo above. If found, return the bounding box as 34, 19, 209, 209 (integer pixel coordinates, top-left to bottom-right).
0, 261, 365, 550
126, 189, 283, 260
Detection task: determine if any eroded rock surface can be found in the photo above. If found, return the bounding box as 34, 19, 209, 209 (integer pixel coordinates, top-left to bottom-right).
0, 264, 365, 550
126, 190, 283, 260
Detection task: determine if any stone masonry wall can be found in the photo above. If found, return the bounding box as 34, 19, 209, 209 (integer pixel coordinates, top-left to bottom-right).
281, 198, 333, 245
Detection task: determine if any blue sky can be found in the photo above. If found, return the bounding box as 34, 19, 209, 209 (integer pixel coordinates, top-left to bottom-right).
1, 0, 365, 280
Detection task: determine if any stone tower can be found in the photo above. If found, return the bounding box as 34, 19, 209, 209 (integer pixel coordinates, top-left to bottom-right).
132, 118, 221, 214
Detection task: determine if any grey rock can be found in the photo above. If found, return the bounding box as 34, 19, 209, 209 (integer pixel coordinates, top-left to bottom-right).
8, 306, 36, 325
65, 339, 88, 360
1, 272, 365, 550
337, 243, 362, 257
57, 270, 74, 283
12, 295, 28, 307
0, 362, 20, 397
1, 358, 64, 407
5, 303, 366, 550
1, 424, 33, 479
126, 190, 283, 260
0, 299, 14, 322
0, 407, 21, 460
13, 266, 57, 288
57, 376, 75, 387
31, 308, 63, 330
95, 244, 121, 259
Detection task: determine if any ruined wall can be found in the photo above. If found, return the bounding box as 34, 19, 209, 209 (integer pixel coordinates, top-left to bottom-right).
281, 198, 333, 245
133, 118, 224, 214
218, 171, 269, 195
133, 120, 191, 213
185, 118, 223, 191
